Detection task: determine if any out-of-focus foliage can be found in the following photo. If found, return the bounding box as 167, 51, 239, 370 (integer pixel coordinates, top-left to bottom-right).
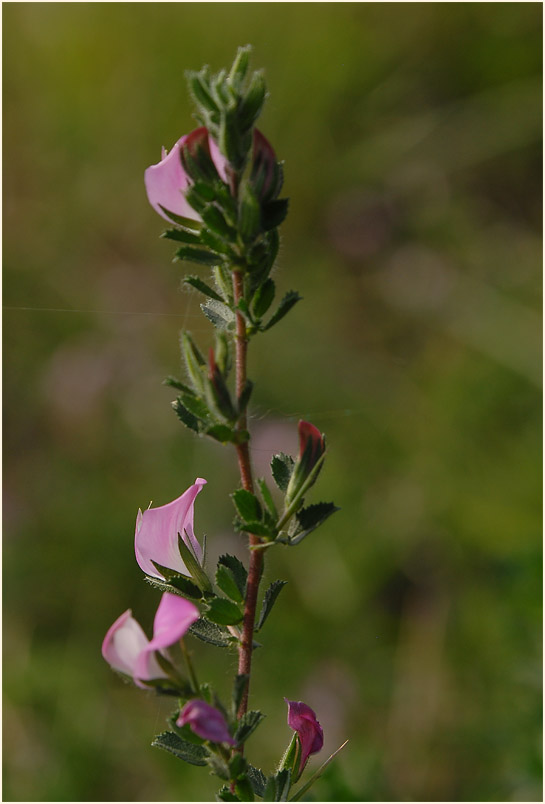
3, 3, 541, 801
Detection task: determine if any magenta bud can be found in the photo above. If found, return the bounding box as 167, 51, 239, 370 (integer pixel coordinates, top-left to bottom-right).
177, 699, 235, 745
285, 699, 324, 777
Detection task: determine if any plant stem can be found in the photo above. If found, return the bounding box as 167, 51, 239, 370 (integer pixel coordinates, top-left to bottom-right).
232, 270, 264, 723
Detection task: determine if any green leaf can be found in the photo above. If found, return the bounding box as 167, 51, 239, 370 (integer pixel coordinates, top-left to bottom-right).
232, 674, 249, 718
271, 453, 295, 493
232, 488, 262, 524
186, 70, 220, 115
151, 731, 209, 766
229, 752, 248, 780
234, 710, 265, 746
216, 563, 244, 603
179, 393, 211, 423
206, 597, 243, 625
233, 518, 274, 538
149, 567, 203, 599
256, 580, 287, 631
289, 502, 339, 545
189, 617, 232, 647
172, 398, 202, 433
163, 376, 195, 395
247, 766, 267, 798
263, 291, 302, 331
161, 227, 202, 245
235, 776, 255, 802
158, 205, 202, 230
205, 423, 236, 443
180, 331, 206, 395
238, 70, 266, 130
201, 299, 237, 331
174, 245, 221, 267
257, 478, 278, 519
218, 554, 248, 599
228, 45, 251, 90
178, 534, 212, 592
251, 277, 276, 319
184, 275, 225, 302
239, 182, 261, 242
261, 198, 289, 231
201, 205, 237, 240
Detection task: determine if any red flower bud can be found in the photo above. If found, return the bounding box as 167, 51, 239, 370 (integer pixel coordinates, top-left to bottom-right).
298, 420, 325, 472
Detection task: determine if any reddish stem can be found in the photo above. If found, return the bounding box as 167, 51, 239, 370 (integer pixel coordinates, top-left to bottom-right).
232, 270, 264, 721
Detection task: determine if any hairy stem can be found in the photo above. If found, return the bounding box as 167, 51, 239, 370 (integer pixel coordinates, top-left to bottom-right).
232, 270, 264, 724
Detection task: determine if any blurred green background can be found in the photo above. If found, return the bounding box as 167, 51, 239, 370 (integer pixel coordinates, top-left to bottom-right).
3, 3, 542, 801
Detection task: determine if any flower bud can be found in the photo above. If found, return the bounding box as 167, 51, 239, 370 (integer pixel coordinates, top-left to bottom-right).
206, 348, 237, 421
177, 699, 235, 745
285, 420, 326, 505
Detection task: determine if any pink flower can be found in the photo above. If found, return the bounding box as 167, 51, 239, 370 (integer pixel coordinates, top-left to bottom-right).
135, 478, 207, 580
176, 699, 235, 745
102, 593, 199, 687
285, 699, 324, 776
144, 127, 228, 222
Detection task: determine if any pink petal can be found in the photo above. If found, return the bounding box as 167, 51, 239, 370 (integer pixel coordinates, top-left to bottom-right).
135, 478, 207, 579
298, 420, 324, 465
102, 609, 148, 676
285, 699, 324, 774
144, 134, 198, 222
176, 699, 235, 745
148, 593, 199, 652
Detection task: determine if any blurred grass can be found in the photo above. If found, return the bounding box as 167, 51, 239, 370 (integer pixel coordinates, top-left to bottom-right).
3, 3, 542, 801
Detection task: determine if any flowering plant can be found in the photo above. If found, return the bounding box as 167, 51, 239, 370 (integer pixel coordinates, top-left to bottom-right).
103, 46, 347, 801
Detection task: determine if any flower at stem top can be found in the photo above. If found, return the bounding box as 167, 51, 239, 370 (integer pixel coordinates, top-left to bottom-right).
102, 593, 199, 687
135, 478, 206, 579
285, 699, 324, 777
176, 699, 235, 745
144, 127, 228, 222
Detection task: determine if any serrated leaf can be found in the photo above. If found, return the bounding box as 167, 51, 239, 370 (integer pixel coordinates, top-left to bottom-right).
184, 275, 225, 302
251, 277, 276, 319
206, 597, 243, 625
271, 453, 295, 493
201, 299, 237, 331
257, 478, 278, 519
189, 617, 232, 647
152, 731, 208, 766
289, 502, 339, 545
232, 488, 262, 524
256, 580, 287, 631
218, 554, 248, 599
229, 752, 248, 780
172, 398, 202, 433
234, 710, 265, 746
263, 291, 302, 331
247, 766, 267, 798
232, 674, 249, 718
216, 564, 244, 603
163, 376, 195, 395
174, 245, 221, 267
